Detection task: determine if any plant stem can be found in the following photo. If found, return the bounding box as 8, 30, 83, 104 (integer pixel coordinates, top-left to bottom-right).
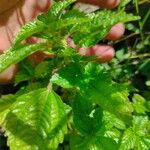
129, 53, 150, 59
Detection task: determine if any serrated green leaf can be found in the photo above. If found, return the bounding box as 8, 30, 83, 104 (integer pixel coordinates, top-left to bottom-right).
120, 116, 150, 150
3, 89, 68, 150
51, 63, 83, 89
104, 128, 121, 143
73, 95, 103, 135
82, 63, 133, 123
51, 73, 73, 88
103, 111, 126, 130
132, 94, 148, 114
72, 10, 140, 47
0, 43, 46, 73
120, 128, 137, 150
70, 134, 118, 150
86, 81, 133, 123
13, 21, 45, 47
62, 8, 86, 19
54, 17, 89, 31
0, 95, 16, 125
49, 0, 76, 17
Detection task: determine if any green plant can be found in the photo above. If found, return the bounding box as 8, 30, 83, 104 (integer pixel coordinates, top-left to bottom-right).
0, 0, 150, 149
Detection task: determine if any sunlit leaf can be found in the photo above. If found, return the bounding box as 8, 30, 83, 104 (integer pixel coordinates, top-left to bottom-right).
4, 89, 68, 150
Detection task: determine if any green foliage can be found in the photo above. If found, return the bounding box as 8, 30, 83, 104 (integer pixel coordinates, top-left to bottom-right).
1, 89, 69, 150
70, 134, 118, 150
0, 43, 46, 73
0, 0, 149, 150
13, 21, 45, 47
51, 62, 133, 122
132, 94, 148, 114
49, 0, 76, 16
120, 116, 150, 150
73, 95, 103, 135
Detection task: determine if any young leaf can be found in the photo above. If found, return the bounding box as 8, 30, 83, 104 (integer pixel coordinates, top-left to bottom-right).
120, 116, 150, 150
3, 89, 69, 150
0, 43, 46, 73
103, 111, 126, 131
72, 10, 140, 47
49, 0, 76, 17
13, 21, 45, 47
132, 94, 148, 114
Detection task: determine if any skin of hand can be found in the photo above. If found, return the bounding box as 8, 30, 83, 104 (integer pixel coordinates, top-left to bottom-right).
0, 0, 125, 83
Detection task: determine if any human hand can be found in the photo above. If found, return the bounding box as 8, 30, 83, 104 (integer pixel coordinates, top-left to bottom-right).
0, 0, 125, 83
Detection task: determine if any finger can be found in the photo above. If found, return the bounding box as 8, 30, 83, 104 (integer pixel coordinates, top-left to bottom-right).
78, 45, 115, 62
78, 0, 120, 9
106, 23, 125, 41
0, 65, 18, 84
67, 38, 115, 62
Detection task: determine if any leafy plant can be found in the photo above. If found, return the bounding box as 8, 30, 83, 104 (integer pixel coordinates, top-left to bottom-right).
0, 0, 149, 150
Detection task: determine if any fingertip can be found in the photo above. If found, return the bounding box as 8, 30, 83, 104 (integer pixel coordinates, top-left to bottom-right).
103, 0, 120, 9
78, 45, 115, 62
106, 23, 125, 41
90, 45, 115, 62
